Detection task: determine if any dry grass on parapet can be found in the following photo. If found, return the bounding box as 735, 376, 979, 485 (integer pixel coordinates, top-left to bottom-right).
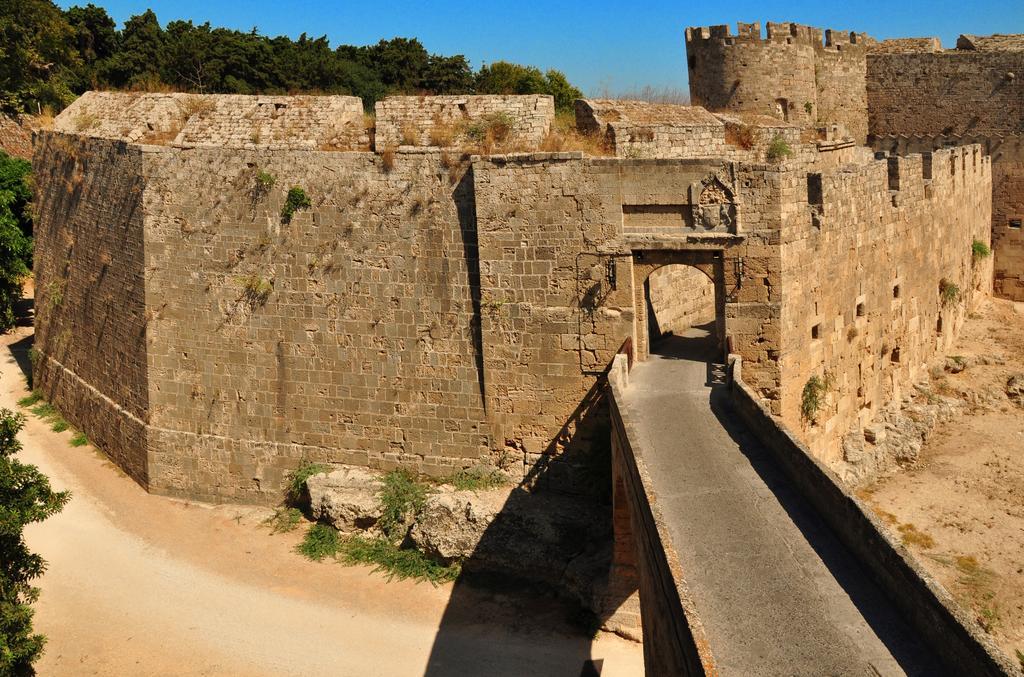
537, 111, 612, 156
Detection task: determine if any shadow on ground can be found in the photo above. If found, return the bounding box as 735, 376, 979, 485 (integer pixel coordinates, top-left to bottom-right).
421, 381, 637, 677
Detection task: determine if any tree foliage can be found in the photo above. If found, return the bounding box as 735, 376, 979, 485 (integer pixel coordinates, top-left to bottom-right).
0, 151, 32, 332
0, 409, 70, 674
1, 2, 583, 113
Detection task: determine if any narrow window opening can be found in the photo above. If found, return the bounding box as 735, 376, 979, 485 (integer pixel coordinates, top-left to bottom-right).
856, 302, 865, 317
891, 346, 901, 363
893, 285, 901, 299
936, 316, 943, 334
1010, 219, 1022, 230
811, 323, 820, 340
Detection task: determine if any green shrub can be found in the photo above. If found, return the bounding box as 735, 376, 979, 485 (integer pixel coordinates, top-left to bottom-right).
285, 460, 328, 505
297, 523, 342, 561
378, 469, 428, 539
800, 374, 829, 423
971, 239, 991, 261
69, 431, 88, 447
766, 135, 794, 162
0, 409, 70, 675
939, 278, 961, 307
339, 535, 460, 584
281, 186, 312, 224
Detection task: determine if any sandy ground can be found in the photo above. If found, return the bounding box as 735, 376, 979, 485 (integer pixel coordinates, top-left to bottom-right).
861, 298, 1024, 663
0, 324, 643, 676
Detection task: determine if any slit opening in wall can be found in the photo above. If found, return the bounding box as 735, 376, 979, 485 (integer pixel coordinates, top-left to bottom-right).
893, 285, 901, 299
936, 315, 943, 334
891, 346, 901, 363
856, 302, 865, 317
1011, 219, 1022, 230
811, 323, 820, 340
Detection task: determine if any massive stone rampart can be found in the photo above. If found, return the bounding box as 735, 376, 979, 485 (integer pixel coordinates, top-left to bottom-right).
32, 90, 993, 502
778, 146, 993, 463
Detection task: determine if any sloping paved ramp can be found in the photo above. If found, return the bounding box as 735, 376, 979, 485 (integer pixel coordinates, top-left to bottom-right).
623, 325, 941, 676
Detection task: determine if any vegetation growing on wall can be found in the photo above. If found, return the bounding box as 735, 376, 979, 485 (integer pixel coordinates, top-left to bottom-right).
0, 409, 70, 675
971, 238, 991, 262
800, 373, 831, 423
766, 135, 794, 162
280, 186, 311, 224
1, 1, 583, 114
939, 278, 961, 307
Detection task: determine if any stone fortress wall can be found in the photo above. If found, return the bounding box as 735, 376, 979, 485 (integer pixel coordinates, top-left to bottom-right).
778, 147, 992, 464
32, 38, 996, 500
866, 36, 1024, 301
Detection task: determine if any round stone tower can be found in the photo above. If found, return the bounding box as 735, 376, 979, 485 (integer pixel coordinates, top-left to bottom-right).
685, 22, 872, 142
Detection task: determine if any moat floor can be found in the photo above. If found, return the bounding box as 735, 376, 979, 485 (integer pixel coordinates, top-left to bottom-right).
1, 325, 642, 677
624, 325, 942, 676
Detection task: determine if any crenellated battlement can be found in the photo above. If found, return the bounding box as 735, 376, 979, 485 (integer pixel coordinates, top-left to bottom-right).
684, 21, 872, 52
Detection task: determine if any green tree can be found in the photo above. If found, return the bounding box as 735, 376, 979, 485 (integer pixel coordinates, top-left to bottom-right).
0, 152, 32, 239
99, 9, 164, 89
0, 0, 79, 113
0, 409, 70, 674
0, 151, 32, 332
64, 3, 117, 91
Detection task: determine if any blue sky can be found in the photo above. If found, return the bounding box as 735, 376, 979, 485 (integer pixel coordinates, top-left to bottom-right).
61, 0, 1024, 95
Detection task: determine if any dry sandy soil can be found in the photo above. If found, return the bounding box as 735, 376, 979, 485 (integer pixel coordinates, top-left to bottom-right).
860, 298, 1024, 665
0, 324, 643, 676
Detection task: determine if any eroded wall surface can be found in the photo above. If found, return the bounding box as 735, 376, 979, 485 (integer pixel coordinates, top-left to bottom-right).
374, 95, 554, 149
32, 134, 150, 484
140, 149, 489, 501
778, 146, 993, 463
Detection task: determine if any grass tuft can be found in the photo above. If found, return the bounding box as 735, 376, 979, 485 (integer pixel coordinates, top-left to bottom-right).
445, 467, 507, 492
50, 417, 69, 433
897, 523, 936, 549
939, 278, 961, 307
265, 507, 304, 534
378, 469, 429, 539
69, 431, 89, 447
297, 523, 342, 561
971, 238, 991, 261
17, 391, 43, 408
339, 534, 460, 584
285, 460, 329, 505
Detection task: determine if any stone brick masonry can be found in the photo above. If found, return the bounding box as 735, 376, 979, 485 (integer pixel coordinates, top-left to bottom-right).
32, 51, 995, 500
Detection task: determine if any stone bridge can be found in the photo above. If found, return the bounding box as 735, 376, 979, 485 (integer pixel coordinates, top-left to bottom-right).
605, 327, 1015, 676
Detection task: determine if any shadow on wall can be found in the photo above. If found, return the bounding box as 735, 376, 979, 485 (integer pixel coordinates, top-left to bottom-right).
422, 378, 639, 677
421, 167, 637, 675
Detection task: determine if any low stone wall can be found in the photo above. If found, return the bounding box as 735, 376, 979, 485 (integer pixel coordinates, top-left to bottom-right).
54, 92, 367, 150
607, 355, 715, 675
374, 95, 554, 149
728, 356, 1017, 676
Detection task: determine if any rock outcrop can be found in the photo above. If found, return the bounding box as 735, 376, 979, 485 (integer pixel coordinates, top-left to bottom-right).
306, 467, 384, 533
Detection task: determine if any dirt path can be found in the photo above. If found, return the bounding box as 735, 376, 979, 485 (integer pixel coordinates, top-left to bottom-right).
860, 299, 1024, 664
1, 326, 642, 677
